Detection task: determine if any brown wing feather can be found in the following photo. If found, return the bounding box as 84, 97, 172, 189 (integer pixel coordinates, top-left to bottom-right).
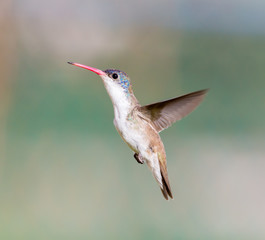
140, 89, 208, 132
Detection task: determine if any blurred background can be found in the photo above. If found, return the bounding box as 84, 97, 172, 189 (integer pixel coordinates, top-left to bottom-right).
1, 0, 265, 239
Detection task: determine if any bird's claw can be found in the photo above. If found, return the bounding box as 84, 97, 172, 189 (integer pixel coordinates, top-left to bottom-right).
134, 153, 144, 164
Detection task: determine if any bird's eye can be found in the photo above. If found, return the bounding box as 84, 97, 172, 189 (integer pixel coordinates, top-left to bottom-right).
112, 73, 118, 79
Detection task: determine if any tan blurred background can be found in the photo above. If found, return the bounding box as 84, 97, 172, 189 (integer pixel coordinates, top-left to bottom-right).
1, 0, 265, 239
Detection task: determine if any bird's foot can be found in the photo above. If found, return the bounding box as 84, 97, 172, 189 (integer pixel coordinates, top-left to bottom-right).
134, 153, 144, 164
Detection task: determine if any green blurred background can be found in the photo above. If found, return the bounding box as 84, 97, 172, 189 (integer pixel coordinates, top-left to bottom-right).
1, 0, 265, 239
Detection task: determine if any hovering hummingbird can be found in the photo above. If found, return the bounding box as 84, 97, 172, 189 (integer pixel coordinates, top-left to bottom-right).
68, 62, 208, 200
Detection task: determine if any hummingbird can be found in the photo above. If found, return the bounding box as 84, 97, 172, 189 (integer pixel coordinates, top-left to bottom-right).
68, 62, 208, 200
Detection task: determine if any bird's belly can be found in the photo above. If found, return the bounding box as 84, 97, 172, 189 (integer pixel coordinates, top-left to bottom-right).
114, 118, 164, 187
114, 119, 149, 153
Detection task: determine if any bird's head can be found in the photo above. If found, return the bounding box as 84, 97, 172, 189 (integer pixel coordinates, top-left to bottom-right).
68, 62, 132, 98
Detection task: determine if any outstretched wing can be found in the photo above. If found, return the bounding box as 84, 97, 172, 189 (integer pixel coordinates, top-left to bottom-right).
139, 89, 208, 132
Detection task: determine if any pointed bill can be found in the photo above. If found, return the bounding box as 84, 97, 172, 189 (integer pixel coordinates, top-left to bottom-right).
68, 62, 106, 76
140, 89, 208, 132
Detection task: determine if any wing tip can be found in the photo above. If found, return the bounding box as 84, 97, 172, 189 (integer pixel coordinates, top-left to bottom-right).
187, 88, 209, 98
199, 88, 209, 95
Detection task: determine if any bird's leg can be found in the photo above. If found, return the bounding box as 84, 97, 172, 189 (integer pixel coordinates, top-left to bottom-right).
134, 153, 144, 164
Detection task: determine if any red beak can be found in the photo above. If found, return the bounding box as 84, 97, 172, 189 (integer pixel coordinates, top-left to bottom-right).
68, 62, 106, 76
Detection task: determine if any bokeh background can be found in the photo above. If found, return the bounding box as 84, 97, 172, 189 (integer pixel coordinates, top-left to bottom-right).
1, 0, 265, 239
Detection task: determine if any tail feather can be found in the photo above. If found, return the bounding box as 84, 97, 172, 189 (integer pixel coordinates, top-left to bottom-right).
145, 150, 173, 200
157, 151, 173, 200
160, 186, 169, 200
160, 170, 173, 200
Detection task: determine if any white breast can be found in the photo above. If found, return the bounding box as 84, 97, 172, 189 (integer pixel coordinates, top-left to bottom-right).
101, 75, 163, 187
